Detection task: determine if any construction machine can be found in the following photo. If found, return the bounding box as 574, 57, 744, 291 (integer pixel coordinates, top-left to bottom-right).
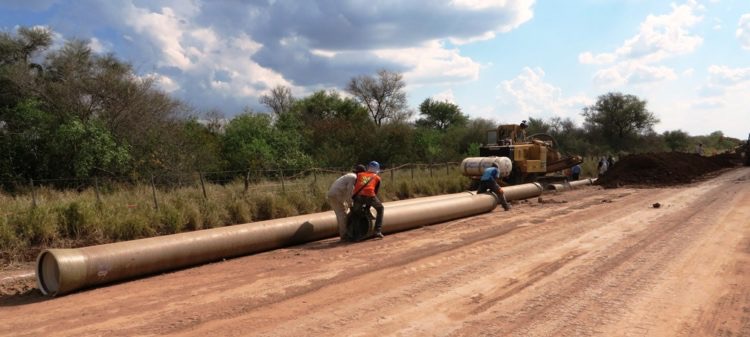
461, 122, 583, 186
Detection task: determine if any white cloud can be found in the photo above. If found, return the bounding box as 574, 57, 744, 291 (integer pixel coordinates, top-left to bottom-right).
737, 13, 750, 50
497, 67, 592, 121
708, 65, 750, 85
432, 89, 456, 103
593, 62, 677, 87
88, 37, 107, 53
578, 52, 616, 65
579, 1, 703, 86
123, 6, 193, 70
689, 97, 724, 109
145, 73, 180, 93
373, 40, 481, 85
115, 2, 293, 108
451, 0, 534, 33
685, 65, 750, 135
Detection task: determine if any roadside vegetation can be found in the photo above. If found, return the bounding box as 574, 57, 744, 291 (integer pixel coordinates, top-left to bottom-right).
0, 27, 744, 264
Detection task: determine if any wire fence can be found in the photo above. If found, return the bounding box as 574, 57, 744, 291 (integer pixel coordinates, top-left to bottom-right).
0, 162, 464, 210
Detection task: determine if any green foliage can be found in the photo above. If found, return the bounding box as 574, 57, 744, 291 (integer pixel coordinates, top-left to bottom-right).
221, 111, 312, 171
663, 130, 691, 152
53, 118, 131, 178
285, 90, 374, 167
416, 98, 468, 130
583, 92, 659, 152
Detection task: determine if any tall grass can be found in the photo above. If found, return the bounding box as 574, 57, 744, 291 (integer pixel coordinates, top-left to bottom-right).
0, 166, 471, 265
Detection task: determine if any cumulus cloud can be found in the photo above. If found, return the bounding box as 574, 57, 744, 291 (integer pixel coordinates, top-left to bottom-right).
2, 0, 535, 113
497, 67, 592, 121
432, 89, 456, 103
690, 65, 750, 121
737, 13, 750, 50
707, 65, 750, 86
580, 1, 703, 86
373, 41, 481, 85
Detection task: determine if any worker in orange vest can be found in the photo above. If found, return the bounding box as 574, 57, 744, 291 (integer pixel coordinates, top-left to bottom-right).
352, 161, 384, 238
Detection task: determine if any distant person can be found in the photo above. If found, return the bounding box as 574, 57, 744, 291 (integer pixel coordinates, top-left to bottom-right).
607, 155, 615, 169
512, 120, 528, 143
570, 163, 581, 181
352, 161, 384, 238
327, 165, 365, 241
598, 156, 608, 178
695, 143, 704, 155
476, 163, 511, 211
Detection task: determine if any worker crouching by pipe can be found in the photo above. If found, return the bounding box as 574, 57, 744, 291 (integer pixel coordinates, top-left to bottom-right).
476, 163, 511, 211
350, 161, 385, 239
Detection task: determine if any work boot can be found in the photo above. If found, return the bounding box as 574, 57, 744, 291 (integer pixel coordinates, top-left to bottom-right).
375, 231, 384, 239
499, 194, 511, 211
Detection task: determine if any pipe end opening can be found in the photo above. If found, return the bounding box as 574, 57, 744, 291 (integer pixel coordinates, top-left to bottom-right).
37, 251, 60, 296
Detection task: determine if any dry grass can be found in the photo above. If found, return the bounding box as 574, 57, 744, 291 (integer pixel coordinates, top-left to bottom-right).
0, 167, 470, 265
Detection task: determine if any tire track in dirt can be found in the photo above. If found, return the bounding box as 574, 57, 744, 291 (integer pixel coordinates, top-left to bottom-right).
1, 169, 748, 337
175, 187, 687, 336
447, 169, 750, 337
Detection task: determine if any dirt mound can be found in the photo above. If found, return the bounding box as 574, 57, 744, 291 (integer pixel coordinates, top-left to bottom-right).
596, 152, 740, 188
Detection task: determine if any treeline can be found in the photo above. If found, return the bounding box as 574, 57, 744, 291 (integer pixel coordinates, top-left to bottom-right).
0, 27, 743, 189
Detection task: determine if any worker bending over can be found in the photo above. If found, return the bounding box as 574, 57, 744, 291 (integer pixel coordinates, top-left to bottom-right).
353, 161, 385, 238
477, 163, 511, 211
327, 164, 366, 241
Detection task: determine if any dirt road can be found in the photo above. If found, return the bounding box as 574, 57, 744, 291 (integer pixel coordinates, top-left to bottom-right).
1, 168, 749, 337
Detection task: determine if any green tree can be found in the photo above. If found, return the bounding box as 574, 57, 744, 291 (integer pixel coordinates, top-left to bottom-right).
415, 98, 468, 131
221, 112, 312, 172
582, 92, 659, 152
51, 118, 131, 178
284, 90, 373, 167
663, 130, 690, 152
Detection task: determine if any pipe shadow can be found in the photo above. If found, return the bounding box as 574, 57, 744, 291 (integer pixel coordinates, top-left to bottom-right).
0, 288, 48, 307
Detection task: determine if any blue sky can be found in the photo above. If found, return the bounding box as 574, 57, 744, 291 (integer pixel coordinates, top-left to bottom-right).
1, 0, 748, 138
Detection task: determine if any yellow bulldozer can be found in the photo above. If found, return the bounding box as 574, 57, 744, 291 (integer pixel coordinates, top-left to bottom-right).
462, 121, 583, 185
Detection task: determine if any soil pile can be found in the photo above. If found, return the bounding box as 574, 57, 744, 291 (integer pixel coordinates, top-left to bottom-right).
596, 152, 740, 188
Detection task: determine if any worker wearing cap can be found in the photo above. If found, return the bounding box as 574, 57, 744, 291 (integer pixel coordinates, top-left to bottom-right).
327, 164, 366, 241
353, 161, 385, 238
512, 120, 528, 143
477, 163, 511, 211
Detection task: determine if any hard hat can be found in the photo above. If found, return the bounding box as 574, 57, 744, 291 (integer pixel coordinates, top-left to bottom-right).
368, 161, 380, 170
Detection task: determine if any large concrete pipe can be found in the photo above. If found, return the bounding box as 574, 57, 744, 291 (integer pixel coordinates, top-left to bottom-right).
548, 178, 594, 191
504, 182, 544, 200
37, 183, 542, 296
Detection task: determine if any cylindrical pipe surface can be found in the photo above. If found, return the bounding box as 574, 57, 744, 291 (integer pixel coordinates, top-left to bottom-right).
38, 183, 542, 296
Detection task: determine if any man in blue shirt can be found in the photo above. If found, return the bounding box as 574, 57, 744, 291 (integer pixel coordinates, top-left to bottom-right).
571, 164, 581, 181
477, 163, 511, 211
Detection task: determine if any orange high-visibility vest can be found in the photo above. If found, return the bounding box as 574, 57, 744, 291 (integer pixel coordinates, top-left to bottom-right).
353, 172, 380, 197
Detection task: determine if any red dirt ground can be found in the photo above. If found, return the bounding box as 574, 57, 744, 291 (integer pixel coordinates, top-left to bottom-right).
1, 167, 749, 337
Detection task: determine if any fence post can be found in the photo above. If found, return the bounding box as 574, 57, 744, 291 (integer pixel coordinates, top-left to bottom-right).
313, 168, 317, 184
411, 165, 414, 180
429, 165, 433, 178
244, 170, 250, 193
199, 172, 207, 199
30, 178, 37, 207
94, 177, 101, 204
279, 169, 286, 194
150, 175, 159, 210
390, 165, 395, 185
445, 163, 449, 175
